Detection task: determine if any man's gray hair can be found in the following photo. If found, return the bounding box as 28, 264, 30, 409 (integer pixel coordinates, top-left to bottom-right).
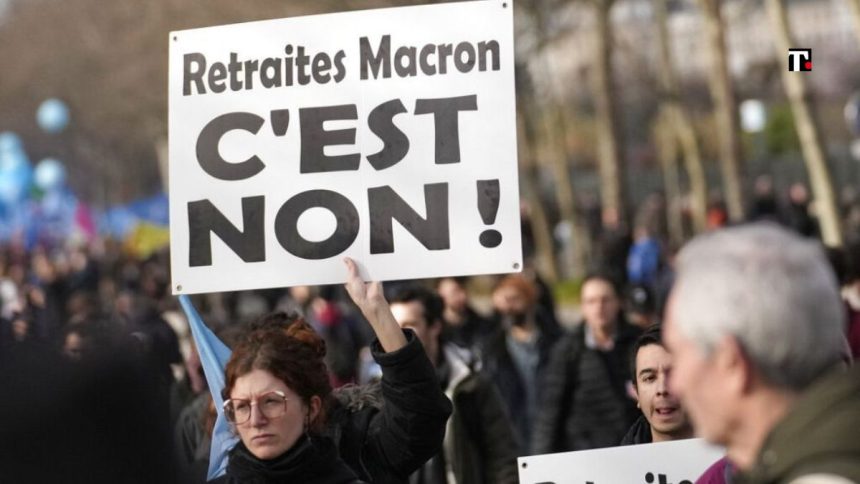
671, 223, 845, 391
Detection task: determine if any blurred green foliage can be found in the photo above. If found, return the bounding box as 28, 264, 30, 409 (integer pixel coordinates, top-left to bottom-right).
764, 103, 800, 156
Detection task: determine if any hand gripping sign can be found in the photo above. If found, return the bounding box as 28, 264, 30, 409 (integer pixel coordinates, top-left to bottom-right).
168, 0, 520, 294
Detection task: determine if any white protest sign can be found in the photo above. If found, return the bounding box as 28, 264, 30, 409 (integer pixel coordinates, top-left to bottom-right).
168, 0, 519, 295
518, 439, 725, 484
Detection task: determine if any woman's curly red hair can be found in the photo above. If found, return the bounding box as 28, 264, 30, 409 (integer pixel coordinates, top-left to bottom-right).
222, 312, 332, 432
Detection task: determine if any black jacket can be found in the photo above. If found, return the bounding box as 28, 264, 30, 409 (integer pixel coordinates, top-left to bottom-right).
326, 330, 453, 484
619, 415, 652, 446
409, 344, 519, 484
210, 435, 365, 484
478, 313, 560, 453
442, 306, 495, 350
531, 321, 641, 454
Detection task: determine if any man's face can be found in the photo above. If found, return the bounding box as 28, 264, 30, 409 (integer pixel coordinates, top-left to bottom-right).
437, 279, 467, 313
634, 343, 690, 441
390, 300, 440, 353
663, 295, 736, 445
581, 279, 620, 332
63, 332, 86, 360
492, 285, 530, 317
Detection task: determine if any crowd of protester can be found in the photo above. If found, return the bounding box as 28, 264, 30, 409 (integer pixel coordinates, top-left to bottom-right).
0, 181, 859, 483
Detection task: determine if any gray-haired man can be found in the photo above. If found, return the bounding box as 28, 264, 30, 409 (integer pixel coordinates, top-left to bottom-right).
664, 223, 859, 484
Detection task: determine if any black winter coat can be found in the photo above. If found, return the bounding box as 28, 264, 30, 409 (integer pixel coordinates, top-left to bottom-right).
530, 321, 641, 454
325, 330, 454, 484
409, 345, 519, 484
478, 313, 560, 453
619, 415, 652, 446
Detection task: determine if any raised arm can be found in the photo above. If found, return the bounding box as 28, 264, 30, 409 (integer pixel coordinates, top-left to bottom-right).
342, 257, 407, 353
338, 257, 452, 482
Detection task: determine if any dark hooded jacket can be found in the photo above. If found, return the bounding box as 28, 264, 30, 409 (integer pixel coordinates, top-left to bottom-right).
325, 330, 454, 484
735, 366, 860, 484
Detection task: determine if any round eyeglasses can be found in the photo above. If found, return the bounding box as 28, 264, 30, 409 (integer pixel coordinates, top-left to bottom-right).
223, 390, 289, 425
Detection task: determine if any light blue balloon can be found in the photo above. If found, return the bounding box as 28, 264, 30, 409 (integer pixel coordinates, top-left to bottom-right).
36, 98, 70, 134
0, 157, 32, 204
0, 132, 22, 155
0, 132, 32, 205
34, 158, 66, 191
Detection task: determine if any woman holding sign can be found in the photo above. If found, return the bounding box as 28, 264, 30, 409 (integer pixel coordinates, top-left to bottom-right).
212, 258, 452, 483
213, 315, 365, 483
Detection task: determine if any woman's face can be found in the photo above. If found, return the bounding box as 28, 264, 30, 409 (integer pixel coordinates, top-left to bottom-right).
229, 369, 314, 460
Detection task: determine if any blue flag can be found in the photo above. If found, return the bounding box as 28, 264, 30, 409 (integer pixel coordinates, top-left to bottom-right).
178, 295, 237, 480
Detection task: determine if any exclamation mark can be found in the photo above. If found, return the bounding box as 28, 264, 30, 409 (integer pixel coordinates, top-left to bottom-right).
477, 179, 502, 248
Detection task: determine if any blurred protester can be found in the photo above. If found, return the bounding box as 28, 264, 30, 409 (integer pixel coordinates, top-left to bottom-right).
0, 255, 19, 319
118, 290, 182, 388
748, 175, 780, 223
665, 223, 860, 483
61, 321, 105, 362
175, 326, 244, 484
637, 192, 670, 245
625, 284, 659, 330
843, 201, 860, 245
66, 290, 99, 326
627, 223, 663, 290
706, 192, 729, 230
0, 331, 178, 483
592, 206, 632, 288
30, 250, 68, 333
435, 276, 494, 350
1, 310, 43, 354
67, 245, 99, 294
277, 284, 367, 387
841, 241, 860, 359
620, 324, 692, 445
169, 341, 208, 429
480, 274, 560, 452
521, 261, 560, 330
783, 183, 818, 238
389, 286, 518, 484
531, 273, 640, 454
175, 392, 216, 484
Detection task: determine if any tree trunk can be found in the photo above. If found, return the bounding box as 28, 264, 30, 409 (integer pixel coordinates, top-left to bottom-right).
766, 0, 844, 247
847, 0, 860, 48
517, 108, 560, 283
592, 0, 628, 227
523, 2, 592, 280
698, 0, 745, 222
546, 105, 591, 279
655, 0, 708, 234
655, 113, 685, 247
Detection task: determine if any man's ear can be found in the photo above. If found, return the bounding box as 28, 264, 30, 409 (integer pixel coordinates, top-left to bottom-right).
430, 319, 444, 340
715, 335, 753, 396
